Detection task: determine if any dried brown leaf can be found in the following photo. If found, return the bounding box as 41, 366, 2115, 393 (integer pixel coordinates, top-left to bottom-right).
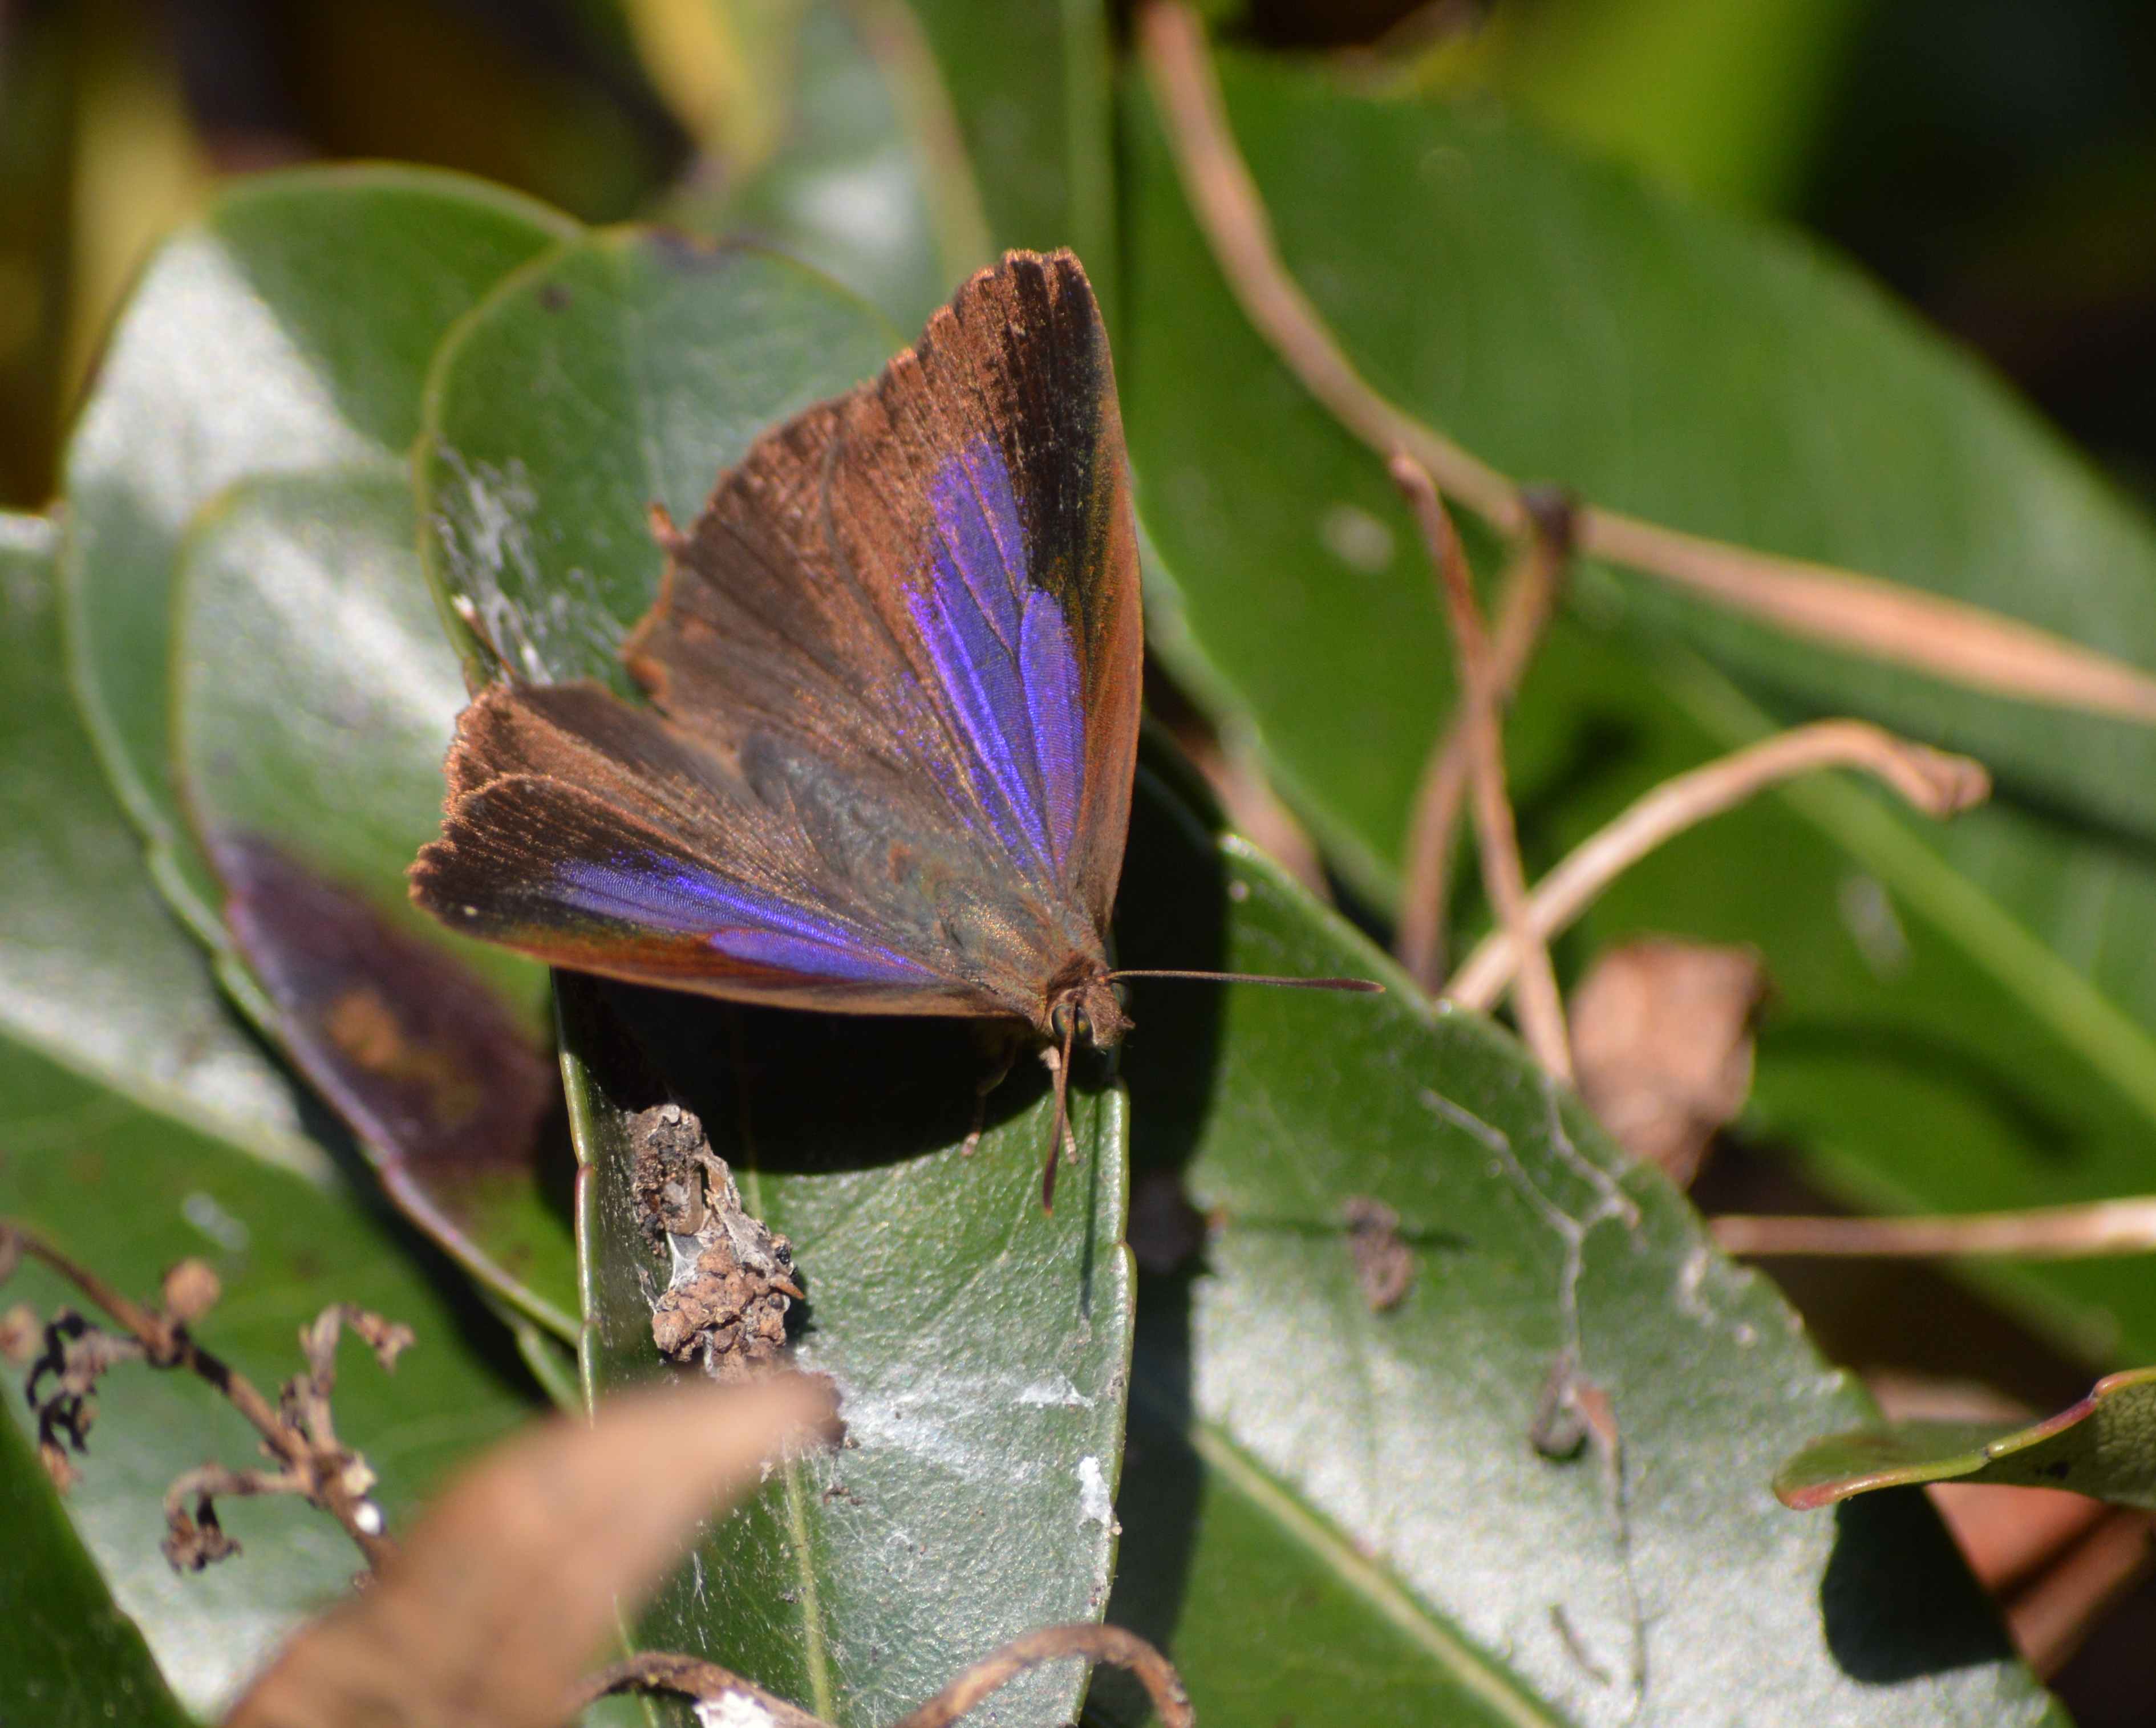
1570, 939, 1768, 1187
225, 1373, 840, 1728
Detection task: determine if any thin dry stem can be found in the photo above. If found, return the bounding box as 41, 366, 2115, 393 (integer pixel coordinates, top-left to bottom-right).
1137, 0, 2156, 728
579, 1654, 826, 1726
1393, 455, 1572, 1079
582, 1625, 1194, 1728
1397, 489, 1573, 989
1712, 1195, 2156, 1260
1580, 508, 2156, 724
1140, 2, 1518, 525
887, 1624, 1194, 1728
1446, 721, 1989, 1012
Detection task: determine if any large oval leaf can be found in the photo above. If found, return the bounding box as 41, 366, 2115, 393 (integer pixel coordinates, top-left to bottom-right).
1097, 768, 2061, 1725
60, 167, 574, 942
564, 979, 1130, 1728
0, 513, 318, 1177
415, 230, 1137, 1723
0, 515, 547, 1715
171, 469, 576, 1335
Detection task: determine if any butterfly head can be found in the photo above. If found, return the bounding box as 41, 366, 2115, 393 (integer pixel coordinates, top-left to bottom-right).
1045, 959, 1129, 1052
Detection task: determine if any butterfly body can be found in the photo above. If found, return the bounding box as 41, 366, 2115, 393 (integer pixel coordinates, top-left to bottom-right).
412, 251, 1141, 1061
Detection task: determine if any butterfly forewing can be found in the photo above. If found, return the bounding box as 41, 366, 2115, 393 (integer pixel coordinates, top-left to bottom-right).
411, 250, 1142, 1032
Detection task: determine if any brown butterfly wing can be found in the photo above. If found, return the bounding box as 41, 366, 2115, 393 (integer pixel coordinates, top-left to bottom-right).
629, 248, 1142, 934
414, 252, 1141, 1029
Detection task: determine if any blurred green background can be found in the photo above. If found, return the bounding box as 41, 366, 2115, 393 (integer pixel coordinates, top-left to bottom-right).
6, 0, 2154, 513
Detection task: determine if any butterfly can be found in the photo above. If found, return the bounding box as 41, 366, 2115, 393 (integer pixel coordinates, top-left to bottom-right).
411, 249, 1370, 1203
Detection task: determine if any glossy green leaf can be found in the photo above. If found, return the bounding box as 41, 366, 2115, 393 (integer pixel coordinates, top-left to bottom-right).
60, 166, 574, 942
564, 979, 1130, 1728
0, 516, 545, 1716
659, 0, 976, 332
1776, 1367, 2156, 1512
1095, 770, 2061, 1725
418, 228, 896, 691
0, 519, 204, 1727
909, 0, 1117, 306
417, 230, 1134, 1723
0, 513, 321, 1180
170, 471, 576, 1336
0, 1396, 191, 1728
1122, 51, 2156, 898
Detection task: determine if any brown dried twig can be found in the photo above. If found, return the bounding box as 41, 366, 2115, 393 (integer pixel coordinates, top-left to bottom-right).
1136, 0, 2156, 728
1397, 486, 1574, 989
1445, 720, 1989, 1013
1712, 1195, 2156, 1260
582, 1624, 1194, 1728
1392, 455, 1573, 1079
1, 1218, 404, 1573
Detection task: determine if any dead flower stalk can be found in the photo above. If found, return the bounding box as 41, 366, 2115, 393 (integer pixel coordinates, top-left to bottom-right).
0, 1218, 404, 1572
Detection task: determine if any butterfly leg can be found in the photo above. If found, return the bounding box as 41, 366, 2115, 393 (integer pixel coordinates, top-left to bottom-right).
1038, 1041, 1081, 1165
961, 1024, 1029, 1157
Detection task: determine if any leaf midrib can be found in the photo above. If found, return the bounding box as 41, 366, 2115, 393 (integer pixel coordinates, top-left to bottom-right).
1128, 1377, 1566, 1728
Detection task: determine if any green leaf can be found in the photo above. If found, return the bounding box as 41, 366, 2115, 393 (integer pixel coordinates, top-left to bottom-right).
0, 1332, 191, 1728
1122, 51, 2156, 897
418, 228, 897, 691
0, 516, 545, 1716
1538, 632, 2156, 1368
60, 166, 575, 943
1097, 771, 2061, 1724
909, 0, 1117, 302
416, 229, 1136, 1725
170, 470, 576, 1336
1120, 51, 2156, 1373
1484, 0, 1870, 212
658, 0, 979, 333
564, 979, 1130, 1728
0, 513, 320, 1179
1776, 1367, 2156, 1512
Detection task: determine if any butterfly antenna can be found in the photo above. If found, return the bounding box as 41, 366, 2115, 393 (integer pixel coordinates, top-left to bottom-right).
1041, 1014, 1079, 1215
1108, 970, 1384, 993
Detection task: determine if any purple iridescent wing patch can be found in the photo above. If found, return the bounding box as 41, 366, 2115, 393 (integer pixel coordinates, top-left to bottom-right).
412, 250, 1140, 1028
551, 854, 935, 985
907, 440, 1085, 881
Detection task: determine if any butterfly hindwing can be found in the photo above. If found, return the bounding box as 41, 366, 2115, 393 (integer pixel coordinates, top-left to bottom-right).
415, 683, 996, 1014
412, 252, 1140, 1029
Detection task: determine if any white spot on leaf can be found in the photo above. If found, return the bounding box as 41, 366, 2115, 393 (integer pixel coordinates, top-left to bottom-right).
1318, 502, 1395, 573
1077, 1455, 1117, 1531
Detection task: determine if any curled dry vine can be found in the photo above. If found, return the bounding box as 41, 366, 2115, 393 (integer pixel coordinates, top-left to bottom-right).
584, 1625, 1194, 1728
